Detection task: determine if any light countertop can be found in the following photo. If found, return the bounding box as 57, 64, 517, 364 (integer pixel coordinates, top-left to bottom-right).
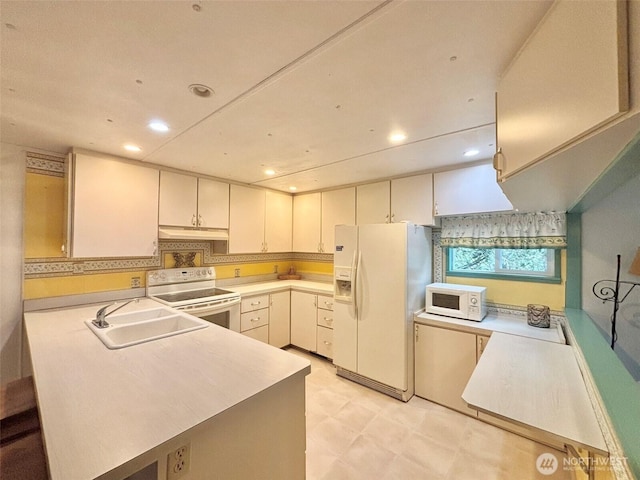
415, 311, 566, 344
463, 332, 607, 455
227, 279, 333, 296
23, 298, 310, 480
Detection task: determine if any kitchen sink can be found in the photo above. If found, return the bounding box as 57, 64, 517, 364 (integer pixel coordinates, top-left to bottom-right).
85, 307, 209, 349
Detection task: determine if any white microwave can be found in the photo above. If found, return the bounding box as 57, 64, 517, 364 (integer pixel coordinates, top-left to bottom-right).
425, 283, 487, 321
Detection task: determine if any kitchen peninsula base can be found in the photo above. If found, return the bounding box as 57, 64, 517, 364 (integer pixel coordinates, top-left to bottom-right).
109, 374, 306, 480
24, 298, 310, 480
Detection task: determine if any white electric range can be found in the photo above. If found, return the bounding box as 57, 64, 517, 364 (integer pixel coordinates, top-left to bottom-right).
147, 267, 241, 332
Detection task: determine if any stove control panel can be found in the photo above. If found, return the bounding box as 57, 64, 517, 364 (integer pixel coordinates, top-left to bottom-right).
147, 267, 215, 286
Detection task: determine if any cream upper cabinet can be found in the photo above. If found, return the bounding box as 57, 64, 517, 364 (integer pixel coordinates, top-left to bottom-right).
496, 0, 628, 181
265, 190, 292, 252
159, 172, 229, 228
434, 164, 512, 217
321, 187, 355, 254
357, 176, 434, 225
67, 152, 159, 258
229, 185, 266, 254
230, 186, 292, 253
390, 174, 433, 225
197, 178, 229, 229
293, 188, 355, 253
356, 181, 390, 224
292, 193, 321, 252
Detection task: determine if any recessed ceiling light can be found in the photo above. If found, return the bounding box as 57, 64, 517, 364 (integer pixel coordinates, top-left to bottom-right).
189, 84, 214, 98
464, 149, 480, 157
148, 120, 169, 133
389, 132, 407, 143
265, 169, 275, 176
124, 144, 141, 152
289, 186, 297, 192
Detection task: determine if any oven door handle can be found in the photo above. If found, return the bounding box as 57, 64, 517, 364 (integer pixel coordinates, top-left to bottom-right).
182, 297, 240, 315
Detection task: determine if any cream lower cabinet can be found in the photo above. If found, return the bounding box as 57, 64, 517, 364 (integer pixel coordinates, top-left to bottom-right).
240, 294, 269, 343
316, 294, 334, 359
269, 290, 291, 348
290, 291, 317, 352
290, 291, 335, 358
414, 323, 478, 416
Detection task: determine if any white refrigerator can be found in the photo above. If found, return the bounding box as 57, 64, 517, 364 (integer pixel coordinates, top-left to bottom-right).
333, 223, 431, 401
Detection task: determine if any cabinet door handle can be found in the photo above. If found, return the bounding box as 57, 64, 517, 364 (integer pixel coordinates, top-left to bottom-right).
478, 337, 486, 356
197, 214, 203, 226
323, 317, 332, 323
323, 341, 332, 346
391, 213, 395, 222
385, 214, 390, 223
250, 316, 261, 322
434, 202, 439, 216
250, 301, 261, 306
324, 301, 333, 308
191, 214, 197, 226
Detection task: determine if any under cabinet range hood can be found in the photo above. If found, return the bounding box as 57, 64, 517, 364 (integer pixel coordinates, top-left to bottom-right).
158, 227, 229, 241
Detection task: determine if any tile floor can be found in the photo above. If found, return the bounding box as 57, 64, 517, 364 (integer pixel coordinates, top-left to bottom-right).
287, 348, 574, 480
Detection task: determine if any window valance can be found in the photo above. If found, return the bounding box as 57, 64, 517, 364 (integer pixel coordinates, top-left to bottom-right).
440, 212, 567, 249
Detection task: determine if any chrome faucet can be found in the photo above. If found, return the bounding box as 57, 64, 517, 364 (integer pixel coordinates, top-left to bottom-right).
92, 298, 139, 328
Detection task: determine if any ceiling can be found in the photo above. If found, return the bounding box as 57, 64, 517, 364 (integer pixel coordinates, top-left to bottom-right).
1, 0, 552, 193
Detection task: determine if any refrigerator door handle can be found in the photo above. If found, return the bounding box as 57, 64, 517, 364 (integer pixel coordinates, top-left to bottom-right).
354, 250, 362, 320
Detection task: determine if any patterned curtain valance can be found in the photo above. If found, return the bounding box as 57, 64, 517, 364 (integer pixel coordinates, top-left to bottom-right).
440, 212, 567, 249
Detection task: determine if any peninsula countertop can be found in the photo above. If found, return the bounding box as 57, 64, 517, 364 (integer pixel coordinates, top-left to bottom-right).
23, 298, 311, 480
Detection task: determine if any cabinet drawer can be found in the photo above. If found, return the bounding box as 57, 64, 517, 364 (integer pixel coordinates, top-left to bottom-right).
241, 294, 269, 313
241, 324, 269, 344
317, 310, 334, 329
240, 309, 269, 332
316, 326, 333, 359
317, 295, 334, 311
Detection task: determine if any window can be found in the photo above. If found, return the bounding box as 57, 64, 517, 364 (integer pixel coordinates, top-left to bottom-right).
447, 247, 560, 283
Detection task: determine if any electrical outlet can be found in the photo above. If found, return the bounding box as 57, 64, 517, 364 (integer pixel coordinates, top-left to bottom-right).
234, 268, 240, 278
167, 443, 190, 480
273, 265, 279, 274
130, 276, 141, 288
